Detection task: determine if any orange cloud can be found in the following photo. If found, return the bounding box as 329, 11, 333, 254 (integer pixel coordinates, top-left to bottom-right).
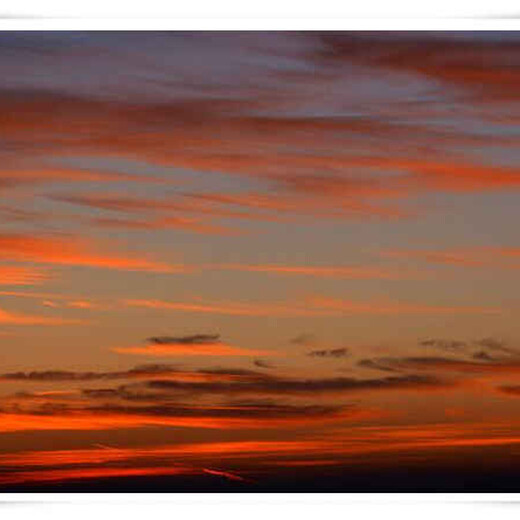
214, 264, 416, 280
306, 296, 501, 315
92, 215, 238, 235
390, 357, 520, 374
0, 265, 49, 285
0, 233, 178, 273
123, 296, 500, 317
0, 307, 80, 325
122, 298, 323, 317
0, 166, 163, 188
383, 247, 520, 268
113, 341, 272, 357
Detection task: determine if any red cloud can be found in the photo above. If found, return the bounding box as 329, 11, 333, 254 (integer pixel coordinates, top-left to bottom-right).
0, 233, 178, 273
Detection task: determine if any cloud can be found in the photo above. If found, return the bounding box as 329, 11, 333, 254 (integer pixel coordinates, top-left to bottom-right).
358, 355, 520, 375
114, 334, 271, 357
314, 33, 520, 101
84, 401, 347, 421
142, 373, 447, 396
418, 336, 519, 357
0, 166, 164, 190
357, 359, 399, 373
0, 307, 81, 326
0, 233, 177, 273
308, 348, 349, 358
1, 34, 519, 244
472, 351, 495, 362
123, 296, 500, 317
91, 215, 237, 235
419, 339, 468, 352
382, 248, 520, 270
0, 364, 279, 384
147, 334, 221, 345
0, 364, 184, 382
0, 265, 49, 286
253, 359, 274, 369
498, 386, 520, 397
122, 298, 327, 317
474, 337, 515, 355
4, 418, 520, 488
290, 333, 317, 346
0, 398, 361, 433
0, 466, 194, 488
305, 297, 501, 316
214, 263, 413, 280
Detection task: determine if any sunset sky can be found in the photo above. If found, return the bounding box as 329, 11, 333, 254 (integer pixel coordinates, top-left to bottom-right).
1, 31, 520, 491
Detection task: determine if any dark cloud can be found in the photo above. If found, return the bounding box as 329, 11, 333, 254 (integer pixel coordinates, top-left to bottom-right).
85, 401, 348, 420
314, 32, 520, 101
473, 337, 515, 355
0, 364, 276, 385
147, 334, 220, 345
143, 373, 446, 396
357, 359, 400, 373
199, 367, 273, 380
418, 336, 520, 358
498, 386, 520, 397
308, 348, 349, 358
1, 392, 354, 423
0, 364, 181, 382
419, 339, 467, 351
1, 370, 114, 382
290, 333, 317, 346
82, 388, 120, 398
253, 359, 274, 369
472, 351, 495, 362
357, 355, 520, 374
72, 371, 447, 406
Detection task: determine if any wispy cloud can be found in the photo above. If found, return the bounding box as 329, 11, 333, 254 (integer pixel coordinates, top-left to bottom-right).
0, 307, 81, 326
383, 247, 520, 269
123, 296, 500, 317
0, 233, 178, 273
308, 348, 350, 358
0, 265, 49, 286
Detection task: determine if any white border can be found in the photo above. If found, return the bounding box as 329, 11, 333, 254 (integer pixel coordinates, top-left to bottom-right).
0, 492, 519, 502
0, 19, 518, 30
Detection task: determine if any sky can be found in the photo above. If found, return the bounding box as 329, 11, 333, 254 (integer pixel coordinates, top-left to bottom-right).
0, 31, 520, 491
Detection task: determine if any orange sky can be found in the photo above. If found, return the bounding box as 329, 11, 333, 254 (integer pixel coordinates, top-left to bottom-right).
0, 31, 520, 491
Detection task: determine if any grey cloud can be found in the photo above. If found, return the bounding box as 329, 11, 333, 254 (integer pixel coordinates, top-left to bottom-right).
308, 348, 349, 358
0, 364, 181, 382
472, 350, 495, 361
473, 337, 515, 355
253, 359, 274, 369
357, 354, 520, 374
144, 373, 446, 396
86, 401, 348, 420
290, 333, 317, 346
147, 334, 220, 345
357, 358, 400, 373
419, 339, 467, 352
